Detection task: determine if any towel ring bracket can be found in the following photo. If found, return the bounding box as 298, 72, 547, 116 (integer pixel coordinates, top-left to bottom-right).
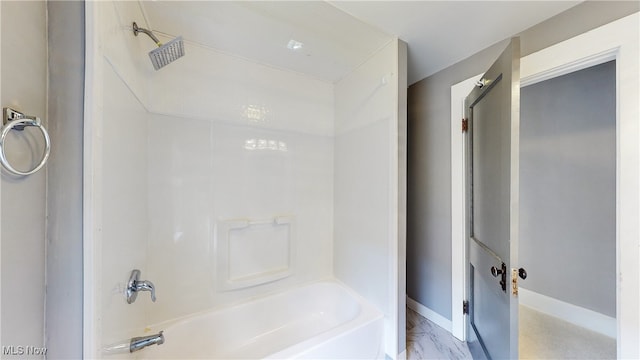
0, 107, 51, 176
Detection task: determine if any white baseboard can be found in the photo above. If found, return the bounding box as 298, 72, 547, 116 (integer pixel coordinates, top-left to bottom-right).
406, 297, 452, 333
519, 288, 616, 339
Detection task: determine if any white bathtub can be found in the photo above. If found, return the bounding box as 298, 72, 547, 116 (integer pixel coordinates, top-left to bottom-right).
140, 280, 384, 359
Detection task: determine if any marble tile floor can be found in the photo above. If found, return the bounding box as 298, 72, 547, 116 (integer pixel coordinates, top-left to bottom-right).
406, 305, 616, 360
406, 307, 472, 360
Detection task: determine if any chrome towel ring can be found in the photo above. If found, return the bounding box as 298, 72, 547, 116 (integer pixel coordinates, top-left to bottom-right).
0, 107, 51, 176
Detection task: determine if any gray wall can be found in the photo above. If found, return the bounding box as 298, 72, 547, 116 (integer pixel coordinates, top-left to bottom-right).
1, 1, 48, 356
45, 1, 85, 358
519, 61, 615, 317
407, 1, 640, 320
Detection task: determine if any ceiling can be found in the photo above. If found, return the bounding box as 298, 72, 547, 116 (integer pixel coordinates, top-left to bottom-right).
330, 1, 581, 84
141, 1, 581, 85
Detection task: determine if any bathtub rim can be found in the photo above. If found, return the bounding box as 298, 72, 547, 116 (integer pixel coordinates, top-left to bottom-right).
147, 277, 382, 329
140, 277, 384, 358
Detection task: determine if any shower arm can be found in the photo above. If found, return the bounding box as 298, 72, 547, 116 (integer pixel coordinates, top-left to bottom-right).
133, 22, 162, 47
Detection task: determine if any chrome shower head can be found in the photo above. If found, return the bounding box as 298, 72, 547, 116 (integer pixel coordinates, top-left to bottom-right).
133, 22, 185, 71
148, 36, 184, 70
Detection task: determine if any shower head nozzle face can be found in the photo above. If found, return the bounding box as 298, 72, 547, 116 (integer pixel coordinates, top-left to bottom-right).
149, 36, 185, 70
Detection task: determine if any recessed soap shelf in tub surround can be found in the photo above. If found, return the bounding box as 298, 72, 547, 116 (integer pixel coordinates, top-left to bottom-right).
216, 215, 295, 291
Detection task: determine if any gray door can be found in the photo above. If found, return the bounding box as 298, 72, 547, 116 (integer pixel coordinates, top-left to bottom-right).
465, 38, 520, 360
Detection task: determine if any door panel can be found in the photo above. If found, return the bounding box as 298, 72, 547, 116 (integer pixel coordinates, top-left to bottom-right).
466, 38, 520, 360
470, 242, 510, 359
471, 80, 510, 263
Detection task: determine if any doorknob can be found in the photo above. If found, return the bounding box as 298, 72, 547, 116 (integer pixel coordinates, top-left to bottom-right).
490, 266, 503, 277
490, 263, 507, 292
518, 267, 527, 280
512, 267, 528, 296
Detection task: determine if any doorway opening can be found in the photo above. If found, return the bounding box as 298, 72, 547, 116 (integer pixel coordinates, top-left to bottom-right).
518, 60, 616, 359
450, 12, 639, 359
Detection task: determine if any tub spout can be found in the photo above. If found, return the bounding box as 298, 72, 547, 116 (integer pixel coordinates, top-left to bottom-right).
130, 331, 164, 352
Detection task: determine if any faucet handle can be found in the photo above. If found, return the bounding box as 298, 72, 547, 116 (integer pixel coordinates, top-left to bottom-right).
149, 285, 156, 302
135, 280, 156, 302
126, 269, 157, 304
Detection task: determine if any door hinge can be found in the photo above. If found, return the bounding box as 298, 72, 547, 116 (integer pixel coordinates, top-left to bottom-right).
463, 300, 469, 315
462, 118, 468, 133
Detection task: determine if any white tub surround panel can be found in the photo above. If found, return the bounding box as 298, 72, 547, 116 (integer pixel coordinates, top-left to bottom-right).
88, 2, 155, 353
87, 1, 407, 357
334, 39, 406, 359
102, 4, 336, 138
143, 28, 335, 325
99, 62, 150, 348
146, 113, 334, 324
102, 1, 153, 107
140, 35, 336, 325
90, 0, 336, 350
148, 34, 335, 137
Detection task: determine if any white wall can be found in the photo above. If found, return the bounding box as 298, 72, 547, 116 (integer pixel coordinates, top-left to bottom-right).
0, 1, 47, 357
333, 39, 406, 358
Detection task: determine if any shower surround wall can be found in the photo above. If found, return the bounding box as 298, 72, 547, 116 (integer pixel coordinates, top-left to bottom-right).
96, 0, 333, 343
144, 48, 335, 321
87, 2, 405, 358
334, 39, 407, 354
